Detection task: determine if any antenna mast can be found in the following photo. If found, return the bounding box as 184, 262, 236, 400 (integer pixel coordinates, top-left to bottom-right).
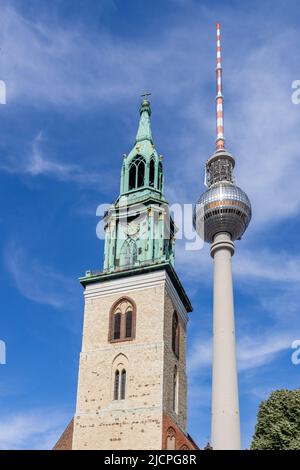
216, 22, 225, 151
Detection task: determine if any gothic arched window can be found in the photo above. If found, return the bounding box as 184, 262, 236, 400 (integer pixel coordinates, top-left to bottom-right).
158, 161, 163, 190
173, 365, 178, 414
125, 310, 133, 338
128, 155, 145, 190
114, 370, 120, 400
149, 158, 155, 187
129, 163, 136, 190
166, 427, 176, 450
137, 158, 145, 187
114, 311, 121, 340
172, 312, 180, 358
112, 354, 128, 401
121, 369, 126, 399
109, 297, 136, 343
120, 238, 138, 267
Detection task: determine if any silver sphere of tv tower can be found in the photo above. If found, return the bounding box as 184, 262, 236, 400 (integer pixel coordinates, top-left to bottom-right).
193, 149, 252, 243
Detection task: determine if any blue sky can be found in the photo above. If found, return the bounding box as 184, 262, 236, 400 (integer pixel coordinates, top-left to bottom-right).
0, 0, 299, 449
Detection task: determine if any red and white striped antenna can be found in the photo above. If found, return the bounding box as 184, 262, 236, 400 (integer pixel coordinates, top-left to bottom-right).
216, 22, 225, 151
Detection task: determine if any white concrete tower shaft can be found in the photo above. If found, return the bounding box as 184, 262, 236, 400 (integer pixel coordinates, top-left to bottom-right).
210, 232, 241, 450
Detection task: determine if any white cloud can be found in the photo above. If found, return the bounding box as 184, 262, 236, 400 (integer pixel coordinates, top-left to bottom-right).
188, 338, 212, 374
234, 249, 300, 283
237, 334, 293, 371
27, 132, 88, 181
0, 132, 113, 188
0, 1, 298, 451
247, 385, 280, 401
0, 2, 299, 236
0, 408, 70, 450
228, 30, 300, 227
260, 285, 300, 322
176, 238, 300, 285
163, 24, 300, 235
0, 3, 211, 108
176, 237, 300, 284
188, 331, 294, 376
0, 1, 298, 232
4, 241, 78, 309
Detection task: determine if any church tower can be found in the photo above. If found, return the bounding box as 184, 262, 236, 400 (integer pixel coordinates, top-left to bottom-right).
69, 97, 197, 450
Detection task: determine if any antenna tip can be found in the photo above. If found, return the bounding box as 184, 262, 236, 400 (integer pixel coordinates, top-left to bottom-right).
216, 22, 221, 29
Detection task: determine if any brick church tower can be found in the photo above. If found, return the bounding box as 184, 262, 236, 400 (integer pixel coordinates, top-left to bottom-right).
54, 98, 198, 450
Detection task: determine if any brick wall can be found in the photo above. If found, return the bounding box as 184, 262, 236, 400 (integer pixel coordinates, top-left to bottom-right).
162, 413, 199, 450
53, 419, 74, 450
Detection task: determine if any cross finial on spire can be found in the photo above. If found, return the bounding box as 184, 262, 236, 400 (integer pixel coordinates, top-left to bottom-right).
141, 92, 151, 100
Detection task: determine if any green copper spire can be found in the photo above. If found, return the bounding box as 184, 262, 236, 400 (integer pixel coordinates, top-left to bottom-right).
118, 96, 165, 200
135, 99, 153, 144
102, 98, 175, 273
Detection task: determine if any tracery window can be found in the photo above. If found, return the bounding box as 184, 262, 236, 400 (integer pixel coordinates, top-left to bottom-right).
158, 161, 163, 190
120, 238, 138, 267
114, 370, 120, 400
166, 427, 176, 450
113, 311, 121, 340
149, 158, 155, 187
125, 311, 133, 338
121, 369, 126, 400
109, 297, 136, 343
112, 354, 128, 401
128, 155, 146, 190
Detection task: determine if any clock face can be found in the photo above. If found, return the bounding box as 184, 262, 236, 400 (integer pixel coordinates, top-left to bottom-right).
124, 220, 140, 237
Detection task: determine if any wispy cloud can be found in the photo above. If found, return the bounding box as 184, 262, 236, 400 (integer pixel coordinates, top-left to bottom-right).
229, 30, 300, 227
234, 249, 300, 283
176, 240, 300, 284
0, 3, 210, 108
188, 338, 212, 374
1, 1, 300, 235
260, 285, 300, 322
188, 331, 294, 376
0, 0, 299, 451
164, 21, 300, 234
0, 132, 112, 188
0, 1, 299, 229
4, 241, 78, 309
0, 408, 70, 450
237, 334, 293, 371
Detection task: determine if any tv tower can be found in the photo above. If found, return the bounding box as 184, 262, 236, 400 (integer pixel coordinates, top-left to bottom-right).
194, 23, 252, 450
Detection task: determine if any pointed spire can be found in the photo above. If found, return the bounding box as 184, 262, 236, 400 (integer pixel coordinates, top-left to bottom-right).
135, 94, 153, 144
216, 22, 225, 151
